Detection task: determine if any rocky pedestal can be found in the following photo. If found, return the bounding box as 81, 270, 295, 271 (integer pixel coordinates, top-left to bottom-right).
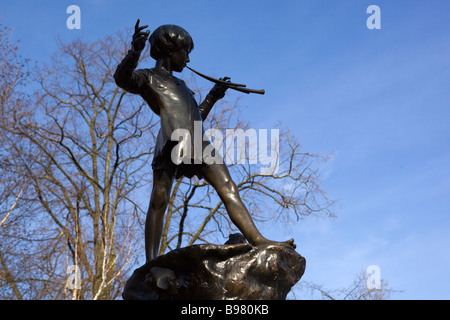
122, 235, 306, 300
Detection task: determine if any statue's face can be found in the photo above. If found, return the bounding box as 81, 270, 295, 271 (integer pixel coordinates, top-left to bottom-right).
170, 48, 190, 72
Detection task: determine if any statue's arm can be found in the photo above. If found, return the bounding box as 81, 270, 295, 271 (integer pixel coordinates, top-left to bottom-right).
198, 80, 229, 120
114, 49, 146, 94
114, 19, 150, 94
198, 93, 220, 120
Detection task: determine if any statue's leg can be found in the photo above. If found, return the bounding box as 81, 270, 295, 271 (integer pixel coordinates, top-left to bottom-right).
200, 163, 295, 248
145, 169, 174, 262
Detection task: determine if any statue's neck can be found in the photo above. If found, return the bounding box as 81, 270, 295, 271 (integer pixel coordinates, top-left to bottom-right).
155, 58, 173, 75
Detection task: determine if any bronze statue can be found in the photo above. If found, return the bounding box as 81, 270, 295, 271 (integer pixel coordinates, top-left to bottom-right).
114, 20, 295, 262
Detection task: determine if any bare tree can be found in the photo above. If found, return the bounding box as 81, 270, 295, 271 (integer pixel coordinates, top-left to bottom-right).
1, 26, 157, 299
0, 23, 32, 300
1, 25, 334, 299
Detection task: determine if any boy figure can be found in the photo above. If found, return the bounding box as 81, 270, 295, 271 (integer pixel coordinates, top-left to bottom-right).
115, 20, 295, 262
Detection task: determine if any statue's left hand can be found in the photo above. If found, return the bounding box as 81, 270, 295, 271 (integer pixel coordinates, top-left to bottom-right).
210, 77, 230, 100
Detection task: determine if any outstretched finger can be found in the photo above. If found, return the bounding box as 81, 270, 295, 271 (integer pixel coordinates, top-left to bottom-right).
137, 25, 149, 32
135, 19, 140, 32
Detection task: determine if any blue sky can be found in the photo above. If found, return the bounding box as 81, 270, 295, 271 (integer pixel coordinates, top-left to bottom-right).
1, 0, 449, 299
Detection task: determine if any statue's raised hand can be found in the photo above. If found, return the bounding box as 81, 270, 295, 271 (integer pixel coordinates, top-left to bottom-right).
132, 19, 150, 52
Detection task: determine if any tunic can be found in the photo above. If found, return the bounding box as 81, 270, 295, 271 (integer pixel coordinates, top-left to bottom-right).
114, 50, 221, 179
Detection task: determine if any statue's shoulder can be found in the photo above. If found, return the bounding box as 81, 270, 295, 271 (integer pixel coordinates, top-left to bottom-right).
135, 68, 155, 78
138, 68, 163, 89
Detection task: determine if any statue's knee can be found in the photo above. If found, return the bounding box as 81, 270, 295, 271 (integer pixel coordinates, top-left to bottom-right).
220, 180, 240, 202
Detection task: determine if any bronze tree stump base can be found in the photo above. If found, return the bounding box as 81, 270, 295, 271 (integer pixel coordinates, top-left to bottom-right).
122, 235, 305, 300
